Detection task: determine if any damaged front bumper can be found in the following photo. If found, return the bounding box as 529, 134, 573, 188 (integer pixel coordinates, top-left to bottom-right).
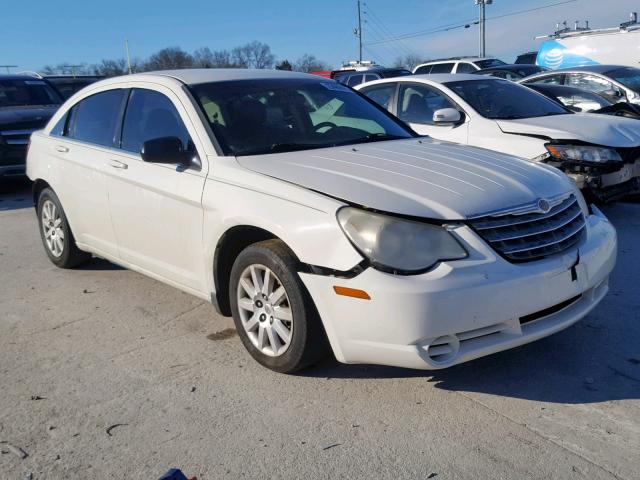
547, 157, 640, 202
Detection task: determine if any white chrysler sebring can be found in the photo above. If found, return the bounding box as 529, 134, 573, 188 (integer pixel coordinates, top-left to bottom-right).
27, 69, 616, 373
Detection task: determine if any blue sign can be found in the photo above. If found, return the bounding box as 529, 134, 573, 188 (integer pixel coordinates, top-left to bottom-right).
536, 39, 599, 69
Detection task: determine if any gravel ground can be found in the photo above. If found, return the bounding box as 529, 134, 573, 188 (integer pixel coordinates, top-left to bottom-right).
1, 178, 639, 480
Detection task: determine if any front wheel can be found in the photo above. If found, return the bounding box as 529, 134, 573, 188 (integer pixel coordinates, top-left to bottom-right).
229, 239, 328, 373
36, 188, 90, 268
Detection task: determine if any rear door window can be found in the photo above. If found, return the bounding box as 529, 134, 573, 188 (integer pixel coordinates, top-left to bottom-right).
346, 74, 365, 86
455, 63, 477, 74
414, 65, 433, 75
527, 74, 564, 85
121, 88, 193, 155
360, 83, 397, 110
67, 89, 126, 147
429, 63, 455, 74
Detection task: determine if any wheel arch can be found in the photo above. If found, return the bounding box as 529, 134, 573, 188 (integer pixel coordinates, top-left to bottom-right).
32, 178, 52, 206
213, 225, 284, 316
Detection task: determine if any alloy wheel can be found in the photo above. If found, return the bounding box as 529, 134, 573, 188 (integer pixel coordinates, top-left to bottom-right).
236, 264, 294, 357
41, 199, 65, 258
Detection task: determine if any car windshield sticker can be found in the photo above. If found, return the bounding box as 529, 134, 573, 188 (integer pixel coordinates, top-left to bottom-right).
25, 81, 47, 86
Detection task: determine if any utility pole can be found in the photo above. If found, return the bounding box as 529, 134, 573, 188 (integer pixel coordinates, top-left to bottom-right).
0, 65, 18, 74
125, 39, 133, 74
475, 0, 492, 57
354, 0, 363, 63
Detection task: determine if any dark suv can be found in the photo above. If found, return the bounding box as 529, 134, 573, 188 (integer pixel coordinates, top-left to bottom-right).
0, 75, 62, 178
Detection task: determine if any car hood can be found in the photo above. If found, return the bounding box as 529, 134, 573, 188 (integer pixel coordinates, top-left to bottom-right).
236, 138, 571, 220
0, 105, 59, 130
496, 113, 640, 147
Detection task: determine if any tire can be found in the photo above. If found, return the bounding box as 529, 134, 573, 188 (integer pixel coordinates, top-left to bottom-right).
36, 187, 91, 268
229, 239, 329, 373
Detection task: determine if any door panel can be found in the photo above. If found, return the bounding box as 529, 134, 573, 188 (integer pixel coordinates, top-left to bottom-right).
106, 87, 207, 292
46, 89, 127, 257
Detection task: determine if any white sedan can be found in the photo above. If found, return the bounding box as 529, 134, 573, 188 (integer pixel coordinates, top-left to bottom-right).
27, 69, 616, 373
356, 74, 640, 202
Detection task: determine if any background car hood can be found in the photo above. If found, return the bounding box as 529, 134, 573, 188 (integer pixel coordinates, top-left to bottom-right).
0, 106, 59, 129
237, 139, 571, 220
496, 114, 640, 147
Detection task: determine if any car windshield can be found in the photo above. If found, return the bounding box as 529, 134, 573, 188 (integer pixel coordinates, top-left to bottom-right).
606, 67, 640, 92
0, 79, 62, 107
190, 78, 414, 156
474, 59, 507, 69
444, 79, 569, 119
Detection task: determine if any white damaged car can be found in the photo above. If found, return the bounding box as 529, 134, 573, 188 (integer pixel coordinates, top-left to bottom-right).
357, 74, 640, 202
27, 69, 616, 373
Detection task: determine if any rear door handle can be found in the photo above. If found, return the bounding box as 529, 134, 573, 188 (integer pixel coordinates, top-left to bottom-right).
55, 145, 69, 153
108, 160, 128, 170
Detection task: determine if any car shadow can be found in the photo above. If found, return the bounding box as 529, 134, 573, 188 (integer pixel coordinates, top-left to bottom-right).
301, 201, 640, 405
77, 258, 124, 271
0, 178, 33, 211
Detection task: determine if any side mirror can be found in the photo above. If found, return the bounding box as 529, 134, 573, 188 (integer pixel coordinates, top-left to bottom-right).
141, 137, 192, 164
433, 108, 462, 125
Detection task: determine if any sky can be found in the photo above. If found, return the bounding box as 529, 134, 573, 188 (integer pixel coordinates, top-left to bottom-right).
1, 0, 637, 72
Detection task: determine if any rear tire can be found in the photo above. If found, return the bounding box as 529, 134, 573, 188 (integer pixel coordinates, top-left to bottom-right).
36, 187, 90, 268
229, 239, 328, 373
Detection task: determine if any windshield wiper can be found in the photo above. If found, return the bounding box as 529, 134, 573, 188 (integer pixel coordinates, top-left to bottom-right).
347, 133, 409, 145
237, 142, 325, 156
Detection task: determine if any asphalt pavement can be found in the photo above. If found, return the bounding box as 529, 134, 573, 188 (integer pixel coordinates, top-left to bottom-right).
1, 178, 639, 479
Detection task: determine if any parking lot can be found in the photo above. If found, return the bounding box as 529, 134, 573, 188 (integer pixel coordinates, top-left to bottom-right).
0, 178, 638, 479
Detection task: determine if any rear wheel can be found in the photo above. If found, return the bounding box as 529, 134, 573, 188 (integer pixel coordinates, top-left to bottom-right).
229, 239, 328, 373
37, 188, 90, 268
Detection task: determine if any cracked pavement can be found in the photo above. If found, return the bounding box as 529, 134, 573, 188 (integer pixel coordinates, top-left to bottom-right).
1, 179, 639, 479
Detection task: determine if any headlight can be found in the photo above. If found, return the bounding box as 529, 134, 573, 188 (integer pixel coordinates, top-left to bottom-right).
546, 144, 622, 163
337, 207, 468, 274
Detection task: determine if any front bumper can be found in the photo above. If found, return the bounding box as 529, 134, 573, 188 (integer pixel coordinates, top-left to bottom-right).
301, 207, 617, 370
568, 160, 640, 202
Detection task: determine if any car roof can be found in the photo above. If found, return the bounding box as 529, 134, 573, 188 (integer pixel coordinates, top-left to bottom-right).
357, 74, 493, 89
411, 73, 493, 83
544, 64, 632, 74
418, 57, 492, 64
334, 67, 409, 75
136, 68, 320, 85
527, 83, 597, 94
475, 64, 541, 72
0, 74, 45, 81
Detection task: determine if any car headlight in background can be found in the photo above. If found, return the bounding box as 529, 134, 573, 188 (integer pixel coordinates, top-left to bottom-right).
545, 144, 622, 163
337, 207, 468, 274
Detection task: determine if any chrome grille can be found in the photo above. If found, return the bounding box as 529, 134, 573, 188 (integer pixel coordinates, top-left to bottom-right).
469, 194, 586, 262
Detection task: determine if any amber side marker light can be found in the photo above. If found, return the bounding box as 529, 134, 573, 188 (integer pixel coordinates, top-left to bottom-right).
333, 286, 371, 300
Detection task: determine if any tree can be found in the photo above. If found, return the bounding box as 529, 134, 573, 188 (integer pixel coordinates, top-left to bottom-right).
144, 47, 194, 71
276, 60, 293, 71
293, 54, 329, 73
41, 63, 94, 76
94, 59, 128, 76
231, 41, 275, 69
193, 47, 215, 68
393, 54, 425, 71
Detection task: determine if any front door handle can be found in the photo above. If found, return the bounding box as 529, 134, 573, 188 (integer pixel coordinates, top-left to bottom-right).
108, 160, 128, 170
54, 145, 69, 153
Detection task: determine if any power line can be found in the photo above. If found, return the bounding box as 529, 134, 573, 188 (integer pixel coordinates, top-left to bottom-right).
367, 0, 578, 46
363, 3, 418, 57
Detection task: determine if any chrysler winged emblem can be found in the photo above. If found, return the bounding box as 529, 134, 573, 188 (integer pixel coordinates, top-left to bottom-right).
537, 198, 551, 214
